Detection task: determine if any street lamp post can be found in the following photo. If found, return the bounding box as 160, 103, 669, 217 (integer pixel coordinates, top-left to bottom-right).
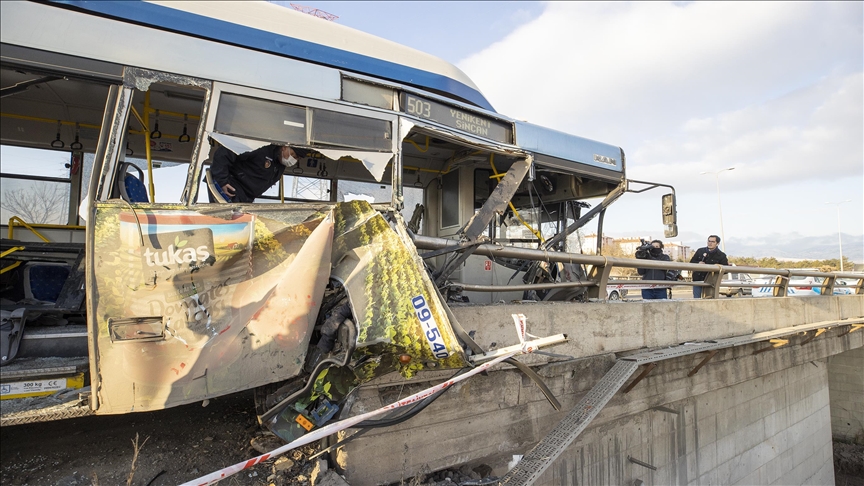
825, 200, 852, 272
700, 167, 735, 253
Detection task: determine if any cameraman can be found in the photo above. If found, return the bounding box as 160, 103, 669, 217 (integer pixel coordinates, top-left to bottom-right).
635, 240, 675, 300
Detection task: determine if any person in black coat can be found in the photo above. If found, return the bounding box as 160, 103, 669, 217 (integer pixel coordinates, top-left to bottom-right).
689, 235, 729, 298
636, 240, 674, 300
209, 143, 305, 203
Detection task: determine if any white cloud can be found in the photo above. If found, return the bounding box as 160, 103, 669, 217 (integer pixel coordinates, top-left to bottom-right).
458, 1, 863, 239
634, 72, 863, 189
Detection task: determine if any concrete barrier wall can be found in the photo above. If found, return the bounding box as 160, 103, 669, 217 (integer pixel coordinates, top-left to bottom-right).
828, 346, 864, 442
544, 357, 835, 485
449, 296, 864, 365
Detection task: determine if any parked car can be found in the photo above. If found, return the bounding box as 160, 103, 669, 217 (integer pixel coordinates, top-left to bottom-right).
752, 276, 852, 297
606, 284, 629, 300
720, 272, 753, 297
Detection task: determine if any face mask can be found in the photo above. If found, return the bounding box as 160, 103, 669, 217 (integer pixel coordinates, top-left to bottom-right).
650, 247, 663, 257
280, 155, 298, 167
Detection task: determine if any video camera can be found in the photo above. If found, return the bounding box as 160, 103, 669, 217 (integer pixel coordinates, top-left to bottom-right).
635, 239, 653, 259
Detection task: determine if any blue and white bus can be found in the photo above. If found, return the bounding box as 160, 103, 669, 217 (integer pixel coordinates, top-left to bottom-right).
0, 1, 675, 428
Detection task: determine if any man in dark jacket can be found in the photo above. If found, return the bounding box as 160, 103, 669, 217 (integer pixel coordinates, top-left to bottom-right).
689, 235, 729, 298
636, 240, 673, 300
209, 143, 304, 203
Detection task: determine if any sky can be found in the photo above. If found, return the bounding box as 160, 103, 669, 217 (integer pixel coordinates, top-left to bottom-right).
300, 1, 863, 249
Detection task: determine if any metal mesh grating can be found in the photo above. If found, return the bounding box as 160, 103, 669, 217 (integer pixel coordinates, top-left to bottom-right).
500, 360, 639, 485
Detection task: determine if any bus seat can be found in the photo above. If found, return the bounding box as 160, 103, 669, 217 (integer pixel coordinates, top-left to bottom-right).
23, 262, 71, 303
115, 162, 149, 203
205, 168, 229, 203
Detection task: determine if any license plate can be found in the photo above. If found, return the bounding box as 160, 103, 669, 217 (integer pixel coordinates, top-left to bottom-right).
411, 295, 449, 359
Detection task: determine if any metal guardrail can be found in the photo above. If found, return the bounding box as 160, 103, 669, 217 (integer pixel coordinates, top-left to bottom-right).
412, 235, 864, 299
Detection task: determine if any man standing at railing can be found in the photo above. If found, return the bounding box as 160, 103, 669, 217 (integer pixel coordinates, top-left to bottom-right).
690, 235, 729, 298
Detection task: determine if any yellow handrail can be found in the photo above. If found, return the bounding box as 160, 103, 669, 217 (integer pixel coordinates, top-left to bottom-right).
8, 216, 49, 242
405, 136, 430, 153
0, 260, 22, 275
1, 246, 25, 258
0, 112, 196, 142
0, 246, 26, 275
7, 217, 85, 242
144, 107, 200, 120
488, 154, 544, 242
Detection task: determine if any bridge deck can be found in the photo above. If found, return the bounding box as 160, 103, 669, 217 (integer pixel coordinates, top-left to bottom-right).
337, 295, 864, 485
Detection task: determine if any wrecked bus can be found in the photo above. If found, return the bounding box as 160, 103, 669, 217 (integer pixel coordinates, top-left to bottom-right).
0, 0, 676, 445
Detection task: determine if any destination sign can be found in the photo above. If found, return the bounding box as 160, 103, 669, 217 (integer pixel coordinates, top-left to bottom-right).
400, 93, 512, 144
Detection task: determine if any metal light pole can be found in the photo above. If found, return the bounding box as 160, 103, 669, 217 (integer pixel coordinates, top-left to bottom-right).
700, 167, 735, 253
825, 200, 851, 271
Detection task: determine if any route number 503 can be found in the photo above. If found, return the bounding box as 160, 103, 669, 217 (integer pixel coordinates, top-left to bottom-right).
411, 295, 449, 359
405, 96, 432, 118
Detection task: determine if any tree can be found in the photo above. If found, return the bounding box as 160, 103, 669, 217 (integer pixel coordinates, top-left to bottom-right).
601, 241, 639, 277
727, 256, 855, 272
0, 184, 68, 224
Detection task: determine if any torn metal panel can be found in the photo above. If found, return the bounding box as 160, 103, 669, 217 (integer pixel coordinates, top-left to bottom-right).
90, 205, 333, 413
460, 157, 531, 243
316, 148, 393, 183
257, 202, 468, 442
208, 132, 272, 156
330, 202, 465, 372
399, 118, 416, 143
89, 200, 465, 416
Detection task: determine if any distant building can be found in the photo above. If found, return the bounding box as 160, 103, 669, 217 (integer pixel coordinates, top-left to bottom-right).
616, 237, 648, 256
580, 233, 615, 254
665, 242, 691, 261
580, 234, 690, 260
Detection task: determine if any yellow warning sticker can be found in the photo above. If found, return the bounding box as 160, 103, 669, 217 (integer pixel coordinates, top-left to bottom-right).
0, 373, 85, 400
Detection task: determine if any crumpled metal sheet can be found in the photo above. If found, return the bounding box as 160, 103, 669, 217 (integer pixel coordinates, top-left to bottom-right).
90, 201, 465, 414
91, 205, 332, 413
208, 132, 269, 156
316, 148, 393, 183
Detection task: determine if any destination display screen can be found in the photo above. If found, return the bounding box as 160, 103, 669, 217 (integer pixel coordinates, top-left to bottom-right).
400, 93, 512, 144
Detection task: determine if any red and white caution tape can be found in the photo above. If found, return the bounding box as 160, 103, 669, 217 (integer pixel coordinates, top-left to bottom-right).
180, 351, 519, 486
512, 313, 529, 352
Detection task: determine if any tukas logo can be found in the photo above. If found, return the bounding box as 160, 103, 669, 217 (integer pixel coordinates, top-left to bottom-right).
143, 234, 211, 267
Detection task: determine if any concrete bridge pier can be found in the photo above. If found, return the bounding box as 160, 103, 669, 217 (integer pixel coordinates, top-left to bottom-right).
828, 346, 864, 443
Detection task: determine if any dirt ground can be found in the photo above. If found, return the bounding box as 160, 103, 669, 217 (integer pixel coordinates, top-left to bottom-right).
834, 440, 864, 486
1, 391, 862, 486
0, 391, 322, 486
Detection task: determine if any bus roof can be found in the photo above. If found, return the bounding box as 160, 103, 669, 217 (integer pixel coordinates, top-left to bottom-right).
50, 0, 495, 111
